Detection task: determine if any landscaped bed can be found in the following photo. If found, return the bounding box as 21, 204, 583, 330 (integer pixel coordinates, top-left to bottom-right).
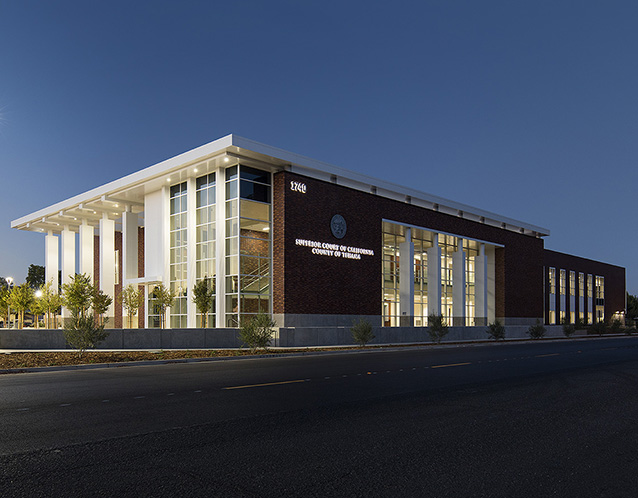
0, 349, 300, 370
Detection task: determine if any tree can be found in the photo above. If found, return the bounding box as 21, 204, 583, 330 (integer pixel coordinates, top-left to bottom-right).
427, 313, 449, 344
8, 284, 34, 329
25, 264, 45, 289
0, 287, 10, 327
61, 274, 110, 354
486, 320, 505, 341
527, 319, 546, 339
38, 280, 64, 329
627, 293, 638, 323
92, 286, 113, 326
239, 312, 276, 352
192, 277, 215, 328
62, 273, 94, 318
119, 284, 143, 329
351, 318, 374, 347
151, 283, 175, 329
0, 277, 7, 290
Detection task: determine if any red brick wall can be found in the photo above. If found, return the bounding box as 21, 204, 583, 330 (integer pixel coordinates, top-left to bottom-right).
138, 226, 145, 329
114, 231, 122, 328
273, 171, 546, 320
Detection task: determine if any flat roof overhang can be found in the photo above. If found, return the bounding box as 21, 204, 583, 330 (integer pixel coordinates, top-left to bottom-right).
11, 134, 550, 238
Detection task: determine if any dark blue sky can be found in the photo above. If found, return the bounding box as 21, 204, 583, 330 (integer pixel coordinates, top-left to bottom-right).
1, 1, 637, 293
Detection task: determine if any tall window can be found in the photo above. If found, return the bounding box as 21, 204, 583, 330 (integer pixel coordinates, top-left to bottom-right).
196, 173, 216, 327
225, 165, 271, 327
549, 268, 556, 295
579, 273, 584, 297
382, 222, 403, 327
412, 228, 432, 327
595, 275, 605, 322
559, 269, 566, 296
465, 240, 478, 326
587, 274, 593, 298
440, 235, 455, 324
169, 183, 188, 328
569, 271, 575, 297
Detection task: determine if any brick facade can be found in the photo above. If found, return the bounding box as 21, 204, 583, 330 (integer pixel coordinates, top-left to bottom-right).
273, 171, 545, 321
544, 249, 625, 323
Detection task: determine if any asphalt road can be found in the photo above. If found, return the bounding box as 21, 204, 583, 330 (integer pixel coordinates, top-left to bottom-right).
2, 337, 638, 497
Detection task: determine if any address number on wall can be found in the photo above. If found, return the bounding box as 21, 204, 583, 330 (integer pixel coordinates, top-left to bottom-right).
290, 181, 307, 193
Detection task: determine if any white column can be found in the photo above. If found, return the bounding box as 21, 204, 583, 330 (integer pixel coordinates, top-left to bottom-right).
186, 177, 197, 328
122, 208, 138, 282
79, 222, 94, 278
216, 167, 226, 328
61, 226, 76, 318
399, 228, 414, 327
100, 214, 115, 320
45, 231, 59, 291
144, 187, 169, 327
427, 233, 441, 319
486, 245, 496, 323
475, 244, 488, 326
452, 239, 466, 326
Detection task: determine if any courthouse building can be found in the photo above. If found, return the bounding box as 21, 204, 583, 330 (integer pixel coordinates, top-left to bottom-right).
11, 135, 626, 329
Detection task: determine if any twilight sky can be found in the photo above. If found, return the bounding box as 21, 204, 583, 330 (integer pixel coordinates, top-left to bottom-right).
1, 1, 637, 293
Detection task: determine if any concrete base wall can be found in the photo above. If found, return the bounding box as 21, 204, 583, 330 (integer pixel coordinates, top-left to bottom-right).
1, 325, 567, 350
274, 325, 566, 347
0, 328, 243, 350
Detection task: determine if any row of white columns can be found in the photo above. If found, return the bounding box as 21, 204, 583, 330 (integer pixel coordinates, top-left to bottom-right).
44, 210, 139, 323
398, 230, 493, 326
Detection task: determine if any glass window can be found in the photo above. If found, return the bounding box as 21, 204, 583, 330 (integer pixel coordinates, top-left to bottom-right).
240, 165, 271, 184
549, 268, 556, 294
240, 180, 271, 203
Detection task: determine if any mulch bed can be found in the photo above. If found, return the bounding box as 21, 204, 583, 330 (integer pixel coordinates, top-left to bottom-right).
0, 349, 291, 370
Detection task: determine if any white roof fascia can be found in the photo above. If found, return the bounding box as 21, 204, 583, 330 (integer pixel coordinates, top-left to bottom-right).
230, 136, 550, 237
12, 135, 235, 229
13, 134, 550, 237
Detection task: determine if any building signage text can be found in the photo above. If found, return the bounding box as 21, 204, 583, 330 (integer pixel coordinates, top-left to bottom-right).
295, 238, 374, 260
290, 181, 307, 193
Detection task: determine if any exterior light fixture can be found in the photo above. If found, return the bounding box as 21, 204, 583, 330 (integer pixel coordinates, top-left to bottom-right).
194, 168, 198, 173
167, 178, 171, 182
224, 157, 229, 163
35, 290, 43, 298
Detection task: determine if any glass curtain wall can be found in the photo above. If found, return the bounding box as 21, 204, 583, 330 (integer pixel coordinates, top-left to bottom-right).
195, 173, 216, 327
169, 183, 188, 328
225, 165, 272, 327
413, 228, 432, 327
382, 222, 403, 327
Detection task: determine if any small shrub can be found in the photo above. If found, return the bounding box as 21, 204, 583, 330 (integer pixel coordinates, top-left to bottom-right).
574, 317, 586, 331
351, 319, 374, 347
609, 319, 623, 335
486, 320, 505, 341
561, 318, 576, 338
239, 312, 276, 353
527, 319, 546, 340
64, 314, 109, 356
427, 313, 449, 344
588, 321, 607, 336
